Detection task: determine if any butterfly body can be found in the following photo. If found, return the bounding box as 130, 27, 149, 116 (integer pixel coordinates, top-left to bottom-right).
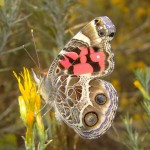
35, 16, 118, 139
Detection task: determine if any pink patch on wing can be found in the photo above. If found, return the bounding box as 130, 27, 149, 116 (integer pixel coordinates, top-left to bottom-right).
73, 63, 93, 75
89, 47, 94, 53
59, 56, 72, 68
65, 52, 78, 60
80, 56, 87, 63
90, 52, 105, 62
98, 53, 106, 72
79, 47, 88, 56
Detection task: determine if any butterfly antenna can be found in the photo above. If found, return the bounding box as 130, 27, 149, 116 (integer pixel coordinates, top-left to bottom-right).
23, 45, 39, 68
34, 102, 52, 118
41, 91, 62, 117
41, 104, 53, 117
39, 103, 49, 113
31, 29, 41, 70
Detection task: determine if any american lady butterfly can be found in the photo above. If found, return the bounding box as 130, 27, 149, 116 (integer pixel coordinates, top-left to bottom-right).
34, 16, 118, 139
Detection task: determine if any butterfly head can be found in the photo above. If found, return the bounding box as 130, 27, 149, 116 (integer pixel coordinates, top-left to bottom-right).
94, 16, 116, 41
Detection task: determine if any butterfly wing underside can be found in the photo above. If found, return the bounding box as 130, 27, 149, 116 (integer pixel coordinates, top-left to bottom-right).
41, 16, 118, 139
54, 76, 118, 139
48, 16, 116, 79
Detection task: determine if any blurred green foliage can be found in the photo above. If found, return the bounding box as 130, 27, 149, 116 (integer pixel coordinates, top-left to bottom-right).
0, 0, 150, 149
121, 115, 140, 150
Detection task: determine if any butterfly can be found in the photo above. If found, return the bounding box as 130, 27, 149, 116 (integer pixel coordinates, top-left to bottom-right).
33, 16, 118, 139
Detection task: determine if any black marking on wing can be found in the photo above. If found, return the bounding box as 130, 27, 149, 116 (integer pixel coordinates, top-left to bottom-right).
71, 47, 81, 55
90, 62, 100, 72
68, 66, 74, 74
86, 54, 92, 62
72, 58, 81, 65
65, 55, 74, 63
93, 46, 100, 52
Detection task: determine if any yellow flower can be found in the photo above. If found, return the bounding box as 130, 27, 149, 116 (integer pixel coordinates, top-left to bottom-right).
18, 96, 27, 123
111, 0, 123, 5
136, 7, 147, 17
132, 113, 141, 120
133, 113, 148, 121
26, 111, 34, 129
111, 79, 121, 92
120, 98, 128, 107
13, 67, 45, 148
13, 68, 41, 125
134, 80, 142, 89
128, 61, 145, 71
134, 80, 150, 101
0, 0, 4, 7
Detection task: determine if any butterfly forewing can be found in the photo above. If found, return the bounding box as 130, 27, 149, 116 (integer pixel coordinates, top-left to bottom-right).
48, 16, 116, 79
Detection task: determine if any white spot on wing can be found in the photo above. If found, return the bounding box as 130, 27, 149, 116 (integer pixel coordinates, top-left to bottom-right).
73, 32, 90, 45
97, 55, 100, 59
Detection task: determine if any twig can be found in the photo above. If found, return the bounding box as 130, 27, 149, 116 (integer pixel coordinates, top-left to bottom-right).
0, 43, 30, 55
0, 101, 17, 121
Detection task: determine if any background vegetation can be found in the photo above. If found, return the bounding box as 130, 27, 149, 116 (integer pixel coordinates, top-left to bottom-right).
0, 0, 150, 149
